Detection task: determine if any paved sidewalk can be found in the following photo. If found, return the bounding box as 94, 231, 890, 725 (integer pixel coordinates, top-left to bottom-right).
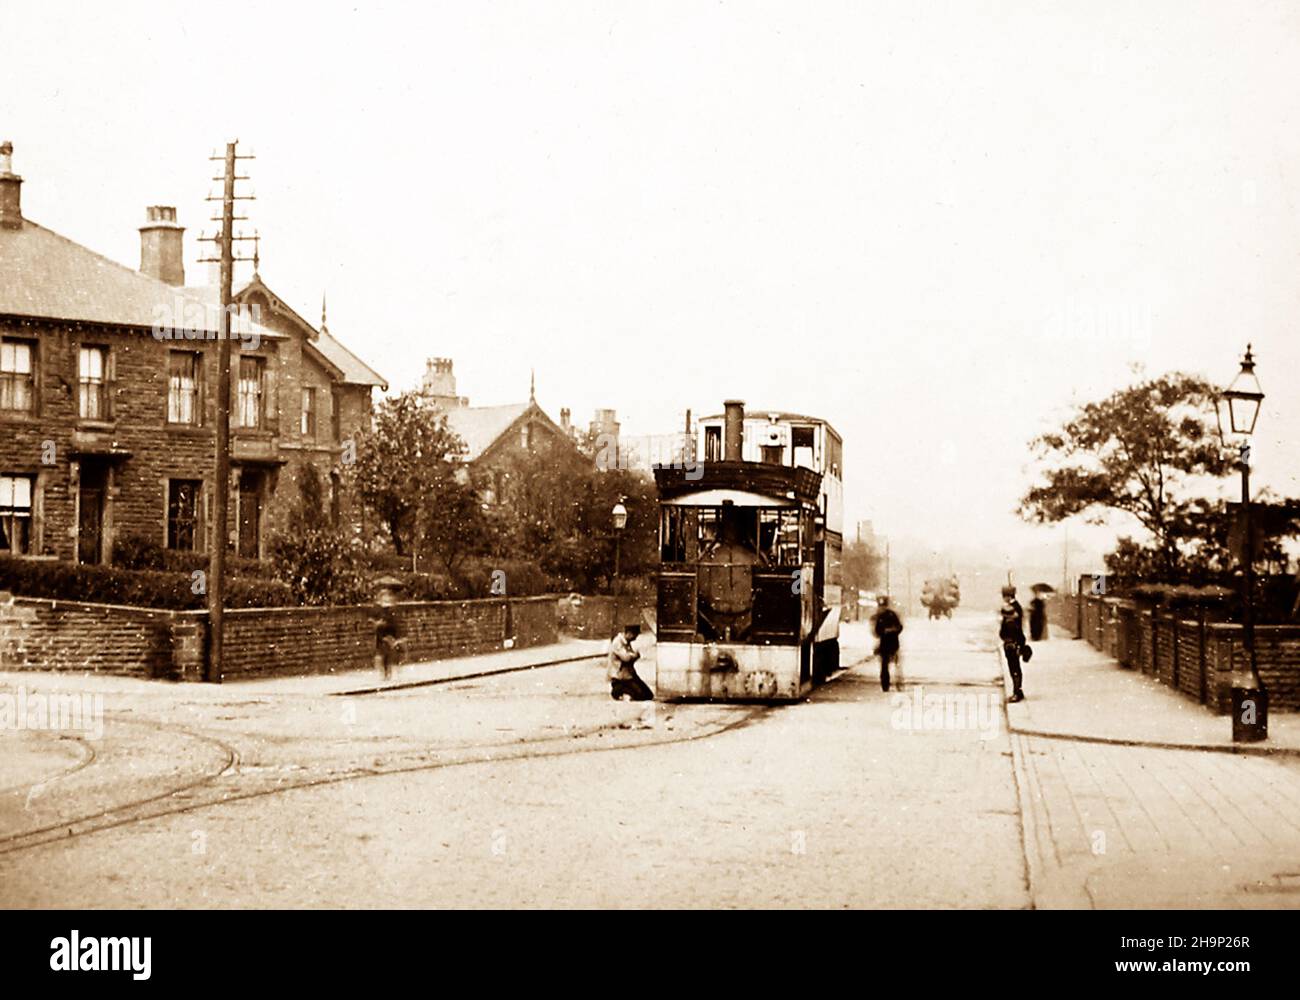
991, 628, 1300, 908
1003, 633, 1300, 754
285, 637, 610, 697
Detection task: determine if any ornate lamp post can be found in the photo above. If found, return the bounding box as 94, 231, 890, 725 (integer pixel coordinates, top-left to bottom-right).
1216, 345, 1266, 742
612, 499, 628, 630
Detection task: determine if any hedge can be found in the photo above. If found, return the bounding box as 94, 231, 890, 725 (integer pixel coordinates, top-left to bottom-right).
383, 558, 567, 602
112, 534, 276, 578
0, 556, 295, 610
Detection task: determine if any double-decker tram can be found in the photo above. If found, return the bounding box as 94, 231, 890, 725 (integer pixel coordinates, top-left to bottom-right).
653, 400, 844, 701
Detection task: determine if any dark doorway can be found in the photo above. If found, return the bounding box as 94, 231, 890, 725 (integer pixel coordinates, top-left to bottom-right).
238, 469, 262, 559
77, 464, 107, 565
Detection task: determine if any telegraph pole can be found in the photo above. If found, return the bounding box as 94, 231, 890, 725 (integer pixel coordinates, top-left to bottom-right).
1062, 523, 1070, 594
198, 141, 256, 682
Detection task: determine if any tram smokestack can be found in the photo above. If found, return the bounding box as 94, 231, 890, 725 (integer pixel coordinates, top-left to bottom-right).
723, 400, 745, 461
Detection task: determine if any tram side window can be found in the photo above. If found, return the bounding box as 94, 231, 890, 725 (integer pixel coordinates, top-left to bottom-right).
826, 434, 843, 478
827, 544, 843, 586
791, 426, 816, 470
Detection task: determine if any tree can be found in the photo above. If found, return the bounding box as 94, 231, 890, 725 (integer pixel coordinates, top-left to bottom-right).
490, 445, 656, 592
841, 540, 882, 594
1020, 372, 1234, 580
348, 392, 475, 558
417, 469, 495, 587
269, 465, 369, 605
1106, 496, 1300, 583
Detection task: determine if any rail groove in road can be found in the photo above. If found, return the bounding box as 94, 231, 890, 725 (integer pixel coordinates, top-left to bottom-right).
0, 733, 98, 798
0, 655, 875, 859
0, 714, 240, 856
0, 697, 780, 858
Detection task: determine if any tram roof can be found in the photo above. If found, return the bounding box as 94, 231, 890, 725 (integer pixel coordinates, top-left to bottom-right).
697, 409, 842, 440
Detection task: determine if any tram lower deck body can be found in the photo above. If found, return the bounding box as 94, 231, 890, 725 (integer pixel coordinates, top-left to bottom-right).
655, 635, 840, 702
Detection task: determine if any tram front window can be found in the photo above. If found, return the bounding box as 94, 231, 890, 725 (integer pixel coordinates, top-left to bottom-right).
660, 507, 687, 562
698, 507, 720, 551
759, 508, 801, 566
700, 505, 761, 565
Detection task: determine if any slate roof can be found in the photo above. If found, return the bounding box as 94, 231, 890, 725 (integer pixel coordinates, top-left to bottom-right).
0, 218, 230, 331
232, 274, 387, 389
311, 329, 388, 389
0, 214, 385, 389
442, 403, 531, 461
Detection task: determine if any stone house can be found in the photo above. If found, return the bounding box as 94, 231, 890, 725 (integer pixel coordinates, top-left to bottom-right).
417, 358, 589, 504
0, 142, 385, 565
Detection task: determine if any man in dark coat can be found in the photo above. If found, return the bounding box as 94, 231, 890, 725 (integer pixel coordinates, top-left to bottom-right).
871, 596, 904, 692
1000, 586, 1027, 702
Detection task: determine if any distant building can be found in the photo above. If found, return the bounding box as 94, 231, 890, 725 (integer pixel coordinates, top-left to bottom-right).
416, 358, 588, 503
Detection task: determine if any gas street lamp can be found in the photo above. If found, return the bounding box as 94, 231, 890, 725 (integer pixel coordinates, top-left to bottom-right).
1216, 345, 1267, 742
612, 499, 628, 629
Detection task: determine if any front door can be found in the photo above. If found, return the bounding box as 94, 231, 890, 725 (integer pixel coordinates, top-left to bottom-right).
238, 470, 261, 559
78, 464, 106, 565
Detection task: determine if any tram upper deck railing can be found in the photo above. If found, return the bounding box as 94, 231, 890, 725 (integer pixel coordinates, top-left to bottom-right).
653, 461, 823, 505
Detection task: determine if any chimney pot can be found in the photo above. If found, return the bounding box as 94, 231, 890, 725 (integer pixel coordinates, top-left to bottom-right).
138, 205, 185, 285
421, 356, 458, 403
0, 140, 22, 230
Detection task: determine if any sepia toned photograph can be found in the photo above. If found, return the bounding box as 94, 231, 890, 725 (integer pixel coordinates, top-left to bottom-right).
1, 0, 1298, 954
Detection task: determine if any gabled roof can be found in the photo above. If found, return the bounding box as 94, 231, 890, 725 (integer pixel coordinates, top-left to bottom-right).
311, 329, 388, 389
442, 403, 532, 461
233, 274, 388, 389
0, 215, 386, 391
0, 218, 235, 332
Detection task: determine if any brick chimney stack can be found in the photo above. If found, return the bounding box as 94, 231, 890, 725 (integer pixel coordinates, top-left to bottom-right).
421, 357, 466, 409
0, 141, 23, 230
139, 206, 185, 286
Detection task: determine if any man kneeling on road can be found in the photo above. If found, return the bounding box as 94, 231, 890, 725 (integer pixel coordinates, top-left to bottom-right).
608, 623, 654, 701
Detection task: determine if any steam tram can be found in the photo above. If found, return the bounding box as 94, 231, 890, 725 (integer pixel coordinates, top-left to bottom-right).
653, 400, 844, 701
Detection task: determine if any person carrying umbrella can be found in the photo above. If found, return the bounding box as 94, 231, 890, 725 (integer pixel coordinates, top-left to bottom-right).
1029, 583, 1053, 642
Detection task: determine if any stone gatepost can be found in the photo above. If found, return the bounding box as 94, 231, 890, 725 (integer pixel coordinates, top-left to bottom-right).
170, 617, 208, 682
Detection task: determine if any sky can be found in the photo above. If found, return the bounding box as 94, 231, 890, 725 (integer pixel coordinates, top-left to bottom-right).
4, 0, 1299, 577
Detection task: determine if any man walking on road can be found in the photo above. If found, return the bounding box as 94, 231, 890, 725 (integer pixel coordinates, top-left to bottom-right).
871, 595, 904, 692
999, 585, 1027, 703
608, 624, 654, 701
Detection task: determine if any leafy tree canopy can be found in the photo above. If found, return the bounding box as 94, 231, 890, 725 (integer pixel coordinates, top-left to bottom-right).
347, 392, 469, 557
1020, 372, 1233, 578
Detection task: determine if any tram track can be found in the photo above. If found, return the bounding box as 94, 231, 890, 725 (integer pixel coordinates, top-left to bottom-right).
0, 654, 873, 859
0, 699, 775, 858
0, 733, 97, 798
0, 713, 240, 855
